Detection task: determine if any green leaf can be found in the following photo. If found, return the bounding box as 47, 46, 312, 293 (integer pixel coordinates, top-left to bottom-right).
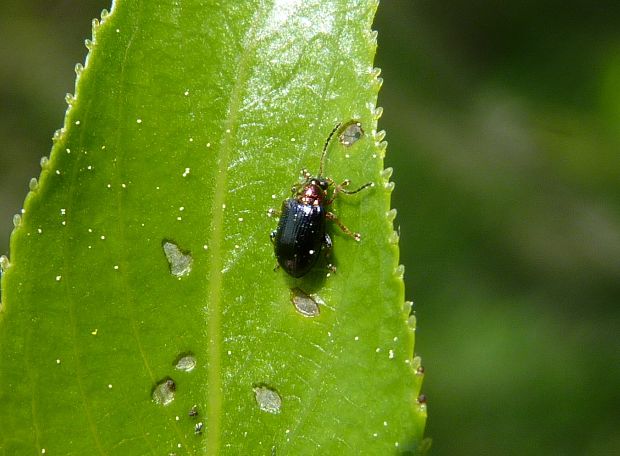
0, 1, 426, 454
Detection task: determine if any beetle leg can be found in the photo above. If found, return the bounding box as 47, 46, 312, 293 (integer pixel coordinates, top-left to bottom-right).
326, 212, 362, 242
326, 180, 374, 204
268, 208, 281, 218
326, 179, 350, 204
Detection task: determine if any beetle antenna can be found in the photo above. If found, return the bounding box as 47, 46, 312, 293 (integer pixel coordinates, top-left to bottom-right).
319, 122, 341, 177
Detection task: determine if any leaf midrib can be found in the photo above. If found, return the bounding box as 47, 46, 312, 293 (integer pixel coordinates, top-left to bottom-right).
203, 8, 261, 455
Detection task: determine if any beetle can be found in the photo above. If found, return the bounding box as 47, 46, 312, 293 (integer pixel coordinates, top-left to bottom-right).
270, 122, 373, 278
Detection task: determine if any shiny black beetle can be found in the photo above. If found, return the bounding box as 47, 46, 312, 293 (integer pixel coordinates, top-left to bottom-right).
271, 122, 373, 278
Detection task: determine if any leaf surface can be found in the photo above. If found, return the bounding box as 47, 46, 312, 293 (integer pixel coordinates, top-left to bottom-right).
0, 1, 426, 454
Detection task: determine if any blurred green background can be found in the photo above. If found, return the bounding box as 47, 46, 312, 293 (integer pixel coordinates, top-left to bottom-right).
1, 1, 619, 454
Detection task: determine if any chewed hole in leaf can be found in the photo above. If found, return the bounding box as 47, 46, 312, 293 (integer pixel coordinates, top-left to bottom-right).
174, 353, 197, 372
290, 287, 321, 317
162, 240, 193, 278
253, 385, 282, 414
339, 121, 364, 146
152, 377, 176, 406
